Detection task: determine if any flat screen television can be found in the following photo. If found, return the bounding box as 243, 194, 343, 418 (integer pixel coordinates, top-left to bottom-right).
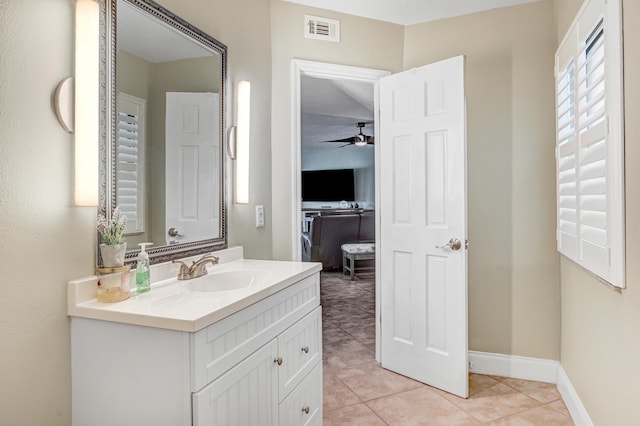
302, 169, 355, 202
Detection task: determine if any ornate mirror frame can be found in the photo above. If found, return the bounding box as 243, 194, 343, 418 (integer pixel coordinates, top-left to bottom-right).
98, 0, 228, 265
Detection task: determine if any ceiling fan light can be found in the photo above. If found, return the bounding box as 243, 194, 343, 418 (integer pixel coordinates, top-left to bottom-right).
355, 139, 367, 147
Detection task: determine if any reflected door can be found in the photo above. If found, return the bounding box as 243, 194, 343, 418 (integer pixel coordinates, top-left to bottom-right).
165, 92, 220, 245
379, 56, 468, 398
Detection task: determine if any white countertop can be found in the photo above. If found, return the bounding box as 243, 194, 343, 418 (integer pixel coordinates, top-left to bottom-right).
68, 248, 322, 332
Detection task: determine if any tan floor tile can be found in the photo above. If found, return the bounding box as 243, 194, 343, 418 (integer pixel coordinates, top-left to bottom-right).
487, 404, 574, 425
343, 322, 376, 342
322, 326, 353, 345
336, 361, 425, 401
367, 387, 482, 425
469, 374, 503, 396
436, 382, 540, 423
324, 373, 362, 411
323, 359, 343, 376
499, 377, 562, 403
323, 403, 387, 426
547, 399, 572, 417
324, 339, 376, 370
320, 273, 575, 425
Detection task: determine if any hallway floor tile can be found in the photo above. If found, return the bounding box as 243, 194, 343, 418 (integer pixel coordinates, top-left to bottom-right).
320, 272, 573, 425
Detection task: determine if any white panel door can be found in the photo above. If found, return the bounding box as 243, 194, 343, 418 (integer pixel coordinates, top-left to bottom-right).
165, 92, 220, 245
379, 56, 468, 398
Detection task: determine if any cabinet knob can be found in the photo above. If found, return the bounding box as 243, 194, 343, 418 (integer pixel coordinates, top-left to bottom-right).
301, 346, 309, 354
274, 357, 283, 366
302, 406, 310, 415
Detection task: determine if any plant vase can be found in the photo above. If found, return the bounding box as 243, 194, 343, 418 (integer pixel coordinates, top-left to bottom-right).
100, 243, 127, 267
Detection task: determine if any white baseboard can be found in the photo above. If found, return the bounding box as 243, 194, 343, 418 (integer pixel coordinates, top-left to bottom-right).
557, 365, 594, 426
468, 351, 592, 426
468, 350, 559, 383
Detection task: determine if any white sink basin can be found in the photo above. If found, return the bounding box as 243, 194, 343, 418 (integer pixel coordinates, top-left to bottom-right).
187, 270, 265, 292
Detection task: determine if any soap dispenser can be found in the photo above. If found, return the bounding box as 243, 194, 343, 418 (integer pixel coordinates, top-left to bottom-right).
136, 243, 153, 294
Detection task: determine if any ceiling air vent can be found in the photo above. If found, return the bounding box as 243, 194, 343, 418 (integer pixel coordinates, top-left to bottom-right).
304, 15, 340, 42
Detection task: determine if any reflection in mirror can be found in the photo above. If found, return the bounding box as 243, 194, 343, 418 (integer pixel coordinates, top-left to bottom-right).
99, 0, 227, 265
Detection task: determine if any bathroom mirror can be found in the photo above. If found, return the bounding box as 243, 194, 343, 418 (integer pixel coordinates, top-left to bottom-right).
99, 0, 227, 264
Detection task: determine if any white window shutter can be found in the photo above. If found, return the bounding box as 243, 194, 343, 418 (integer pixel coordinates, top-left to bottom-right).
556, 34, 578, 260
577, 17, 608, 276
117, 93, 146, 234
555, 0, 624, 287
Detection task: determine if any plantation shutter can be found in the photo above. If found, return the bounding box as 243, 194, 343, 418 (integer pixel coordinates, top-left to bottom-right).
576, 17, 607, 276
554, 0, 624, 287
117, 93, 146, 234
556, 37, 577, 259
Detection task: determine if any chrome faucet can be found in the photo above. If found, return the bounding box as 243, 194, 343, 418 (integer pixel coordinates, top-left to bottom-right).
173, 254, 220, 280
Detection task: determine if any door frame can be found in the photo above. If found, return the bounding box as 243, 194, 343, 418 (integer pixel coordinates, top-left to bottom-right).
291, 59, 389, 359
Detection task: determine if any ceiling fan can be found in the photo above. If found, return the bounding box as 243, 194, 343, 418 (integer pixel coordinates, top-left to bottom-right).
321, 122, 374, 147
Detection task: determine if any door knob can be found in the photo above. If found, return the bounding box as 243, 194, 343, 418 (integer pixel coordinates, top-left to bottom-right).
435, 238, 462, 251
167, 227, 183, 237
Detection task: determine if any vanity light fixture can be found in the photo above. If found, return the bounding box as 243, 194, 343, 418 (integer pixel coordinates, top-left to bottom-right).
228, 80, 251, 204
73, 0, 100, 206
54, 0, 99, 206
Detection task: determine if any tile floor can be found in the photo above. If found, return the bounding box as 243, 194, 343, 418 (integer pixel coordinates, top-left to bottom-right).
320, 272, 574, 425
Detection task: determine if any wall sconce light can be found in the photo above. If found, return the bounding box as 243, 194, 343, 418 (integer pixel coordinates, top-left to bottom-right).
227, 80, 251, 204
54, 0, 99, 206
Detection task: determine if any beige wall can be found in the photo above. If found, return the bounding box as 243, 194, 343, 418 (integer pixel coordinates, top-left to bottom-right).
270, 0, 404, 260
404, 0, 560, 359
0, 0, 92, 424
160, 0, 273, 260
0, 0, 271, 424
556, 0, 640, 423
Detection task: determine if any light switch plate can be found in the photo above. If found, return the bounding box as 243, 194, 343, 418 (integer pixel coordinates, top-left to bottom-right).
255, 205, 265, 228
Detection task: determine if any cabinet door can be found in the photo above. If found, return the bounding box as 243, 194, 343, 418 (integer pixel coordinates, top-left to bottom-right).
278, 307, 322, 399
279, 363, 323, 426
193, 340, 279, 425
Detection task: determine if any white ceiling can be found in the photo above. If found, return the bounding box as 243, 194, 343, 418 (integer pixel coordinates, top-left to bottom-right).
301, 76, 375, 151
284, 0, 540, 26
118, 0, 212, 63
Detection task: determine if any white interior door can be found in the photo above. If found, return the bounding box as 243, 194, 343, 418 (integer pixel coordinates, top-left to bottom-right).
165, 92, 220, 245
379, 56, 468, 398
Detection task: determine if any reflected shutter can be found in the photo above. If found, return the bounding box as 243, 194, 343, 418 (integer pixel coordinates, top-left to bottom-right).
117, 94, 146, 234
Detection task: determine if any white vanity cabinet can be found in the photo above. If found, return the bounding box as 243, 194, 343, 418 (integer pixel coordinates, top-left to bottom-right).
193, 307, 322, 425
71, 271, 322, 426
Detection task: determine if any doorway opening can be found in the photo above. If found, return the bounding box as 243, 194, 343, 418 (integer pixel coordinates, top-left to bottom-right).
292, 57, 470, 398
291, 60, 389, 360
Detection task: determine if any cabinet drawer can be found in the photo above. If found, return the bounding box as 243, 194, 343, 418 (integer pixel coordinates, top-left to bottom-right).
278, 363, 323, 426
192, 339, 279, 426
278, 307, 322, 400
191, 273, 320, 391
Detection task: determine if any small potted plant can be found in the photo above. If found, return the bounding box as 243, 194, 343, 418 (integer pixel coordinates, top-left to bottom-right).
97, 206, 127, 267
